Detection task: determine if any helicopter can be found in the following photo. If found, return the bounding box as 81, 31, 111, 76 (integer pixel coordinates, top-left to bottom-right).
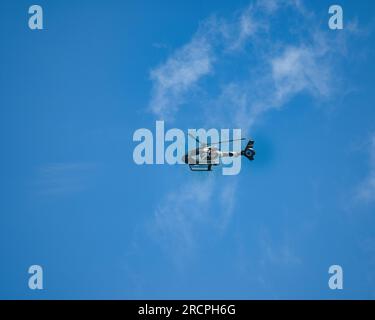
182, 133, 256, 171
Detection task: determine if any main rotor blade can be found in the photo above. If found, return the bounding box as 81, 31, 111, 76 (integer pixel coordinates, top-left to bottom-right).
210, 138, 246, 145
188, 133, 206, 146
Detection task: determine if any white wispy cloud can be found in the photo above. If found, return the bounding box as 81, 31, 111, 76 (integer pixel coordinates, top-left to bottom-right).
149, 0, 350, 131
151, 177, 215, 256
271, 45, 331, 101
150, 175, 239, 264
148, 0, 357, 258
205, 39, 336, 135
149, 35, 214, 120
212, 24, 342, 135
148, 1, 273, 120
221, 6, 260, 51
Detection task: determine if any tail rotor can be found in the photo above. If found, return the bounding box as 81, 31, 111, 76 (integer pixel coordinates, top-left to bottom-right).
241, 140, 256, 161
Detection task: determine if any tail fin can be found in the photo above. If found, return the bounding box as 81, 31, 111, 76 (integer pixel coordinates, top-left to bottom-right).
241, 139, 255, 161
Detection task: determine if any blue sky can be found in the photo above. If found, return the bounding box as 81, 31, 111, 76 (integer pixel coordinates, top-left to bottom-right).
1, 0, 375, 299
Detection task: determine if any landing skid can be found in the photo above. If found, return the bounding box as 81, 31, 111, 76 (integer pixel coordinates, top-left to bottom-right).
189, 164, 217, 171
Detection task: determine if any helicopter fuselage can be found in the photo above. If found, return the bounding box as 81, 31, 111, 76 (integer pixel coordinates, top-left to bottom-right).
182, 146, 241, 165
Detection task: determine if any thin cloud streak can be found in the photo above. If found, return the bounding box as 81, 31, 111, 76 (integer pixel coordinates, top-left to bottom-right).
33, 162, 96, 196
